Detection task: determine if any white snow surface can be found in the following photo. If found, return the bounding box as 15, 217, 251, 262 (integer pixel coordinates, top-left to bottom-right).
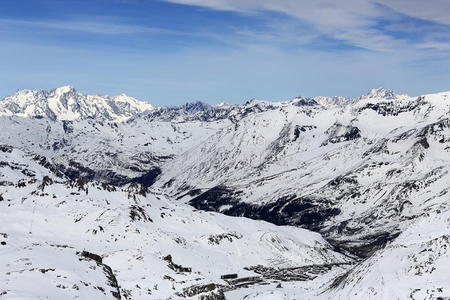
0, 86, 450, 299
0, 86, 154, 122
0, 148, 349, 299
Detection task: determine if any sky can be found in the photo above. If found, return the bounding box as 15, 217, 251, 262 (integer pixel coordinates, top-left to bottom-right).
1, 0, 450, 105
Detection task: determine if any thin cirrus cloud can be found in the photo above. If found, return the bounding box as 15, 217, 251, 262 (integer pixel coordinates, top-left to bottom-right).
160, 0, 450, 52
0, 17, 174, 35
1, 0, 450, 104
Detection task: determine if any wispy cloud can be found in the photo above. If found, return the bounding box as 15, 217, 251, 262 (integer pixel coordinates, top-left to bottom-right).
0, 17, 173, 35
1, 0, 450, 104
417, 41, 450, 51
377, 0, 450, 25
160, 0, 450, 52
4, 1, 450, 52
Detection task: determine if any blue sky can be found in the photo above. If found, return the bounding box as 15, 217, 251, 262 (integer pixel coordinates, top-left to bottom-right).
1, 0, 450, 105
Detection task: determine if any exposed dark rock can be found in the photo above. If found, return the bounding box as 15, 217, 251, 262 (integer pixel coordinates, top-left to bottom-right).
293, 97, 319, 106
62, 120, 73, 134
328, 270, 352, 290
189, 187, 340, 231
328, 231, 401, 258
416, 137, 430, 149
189, 186, 404, 258
359, 97, 426, 116
199, 290, 226, 300
328, 126, 361, 144
129, 205, 153, 222
418, 118, 450, 138
322, 123, 361, 145
39, 176, 54, 191
52, 139, 69, 151
79, 251, 103, 264
163, 254, 192, 273
328, 176, 358, 187
0, 145, 13, 153
176, 188, 203, 200
293, 125, 316, 142
144, 102, 232, 122
189, 186, 238, 210
56, 159, 161, 188
293, 127, 301, 142
39, 268, 55, 274
78, 250, 121, 299
176, 283, 220, 298
128, 167, 161, 187
208, 232, 242, 245
180, 101, 211, 113
33, 155, 65, 177
342, 126, 361, 141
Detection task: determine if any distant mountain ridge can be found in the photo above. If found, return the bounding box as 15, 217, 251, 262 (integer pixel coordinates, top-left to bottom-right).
313, 88, 409, 108
0, 86, 154, 122
0, 86, 408, 122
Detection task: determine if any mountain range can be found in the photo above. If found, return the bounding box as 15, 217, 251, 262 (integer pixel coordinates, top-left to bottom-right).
0, 86, 449, 300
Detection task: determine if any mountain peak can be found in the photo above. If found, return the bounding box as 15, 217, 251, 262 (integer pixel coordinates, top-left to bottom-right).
54, 85, 76, 94
366, 87, 395, 98
215, 101, 233, 108
0, 86, 154, 122
180, 101, 211, 113
362, 87, 408, 100
312, 88, 409, 108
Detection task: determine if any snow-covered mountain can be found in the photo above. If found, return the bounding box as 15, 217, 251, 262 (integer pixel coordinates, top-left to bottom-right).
313, 88, 408, 108
1, 86, 450, 299
0, 147, 352, 299
0, 86, 154, 122
159, 91, 450, 257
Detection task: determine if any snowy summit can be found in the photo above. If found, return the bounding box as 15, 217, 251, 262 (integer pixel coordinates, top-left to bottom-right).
0, 86, 154, 122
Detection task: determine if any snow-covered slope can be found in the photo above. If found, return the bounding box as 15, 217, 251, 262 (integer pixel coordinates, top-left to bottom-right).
327, 209, 450, 300
1, 86, 450, 299
0, 86, 154, 122
0, 147, 350, 299
0, 113, 229, 185
226, 207, 450, 300
158, 91, 450, 258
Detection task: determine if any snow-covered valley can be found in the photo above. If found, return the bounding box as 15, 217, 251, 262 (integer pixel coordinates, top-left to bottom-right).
1, 86, 450, 299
